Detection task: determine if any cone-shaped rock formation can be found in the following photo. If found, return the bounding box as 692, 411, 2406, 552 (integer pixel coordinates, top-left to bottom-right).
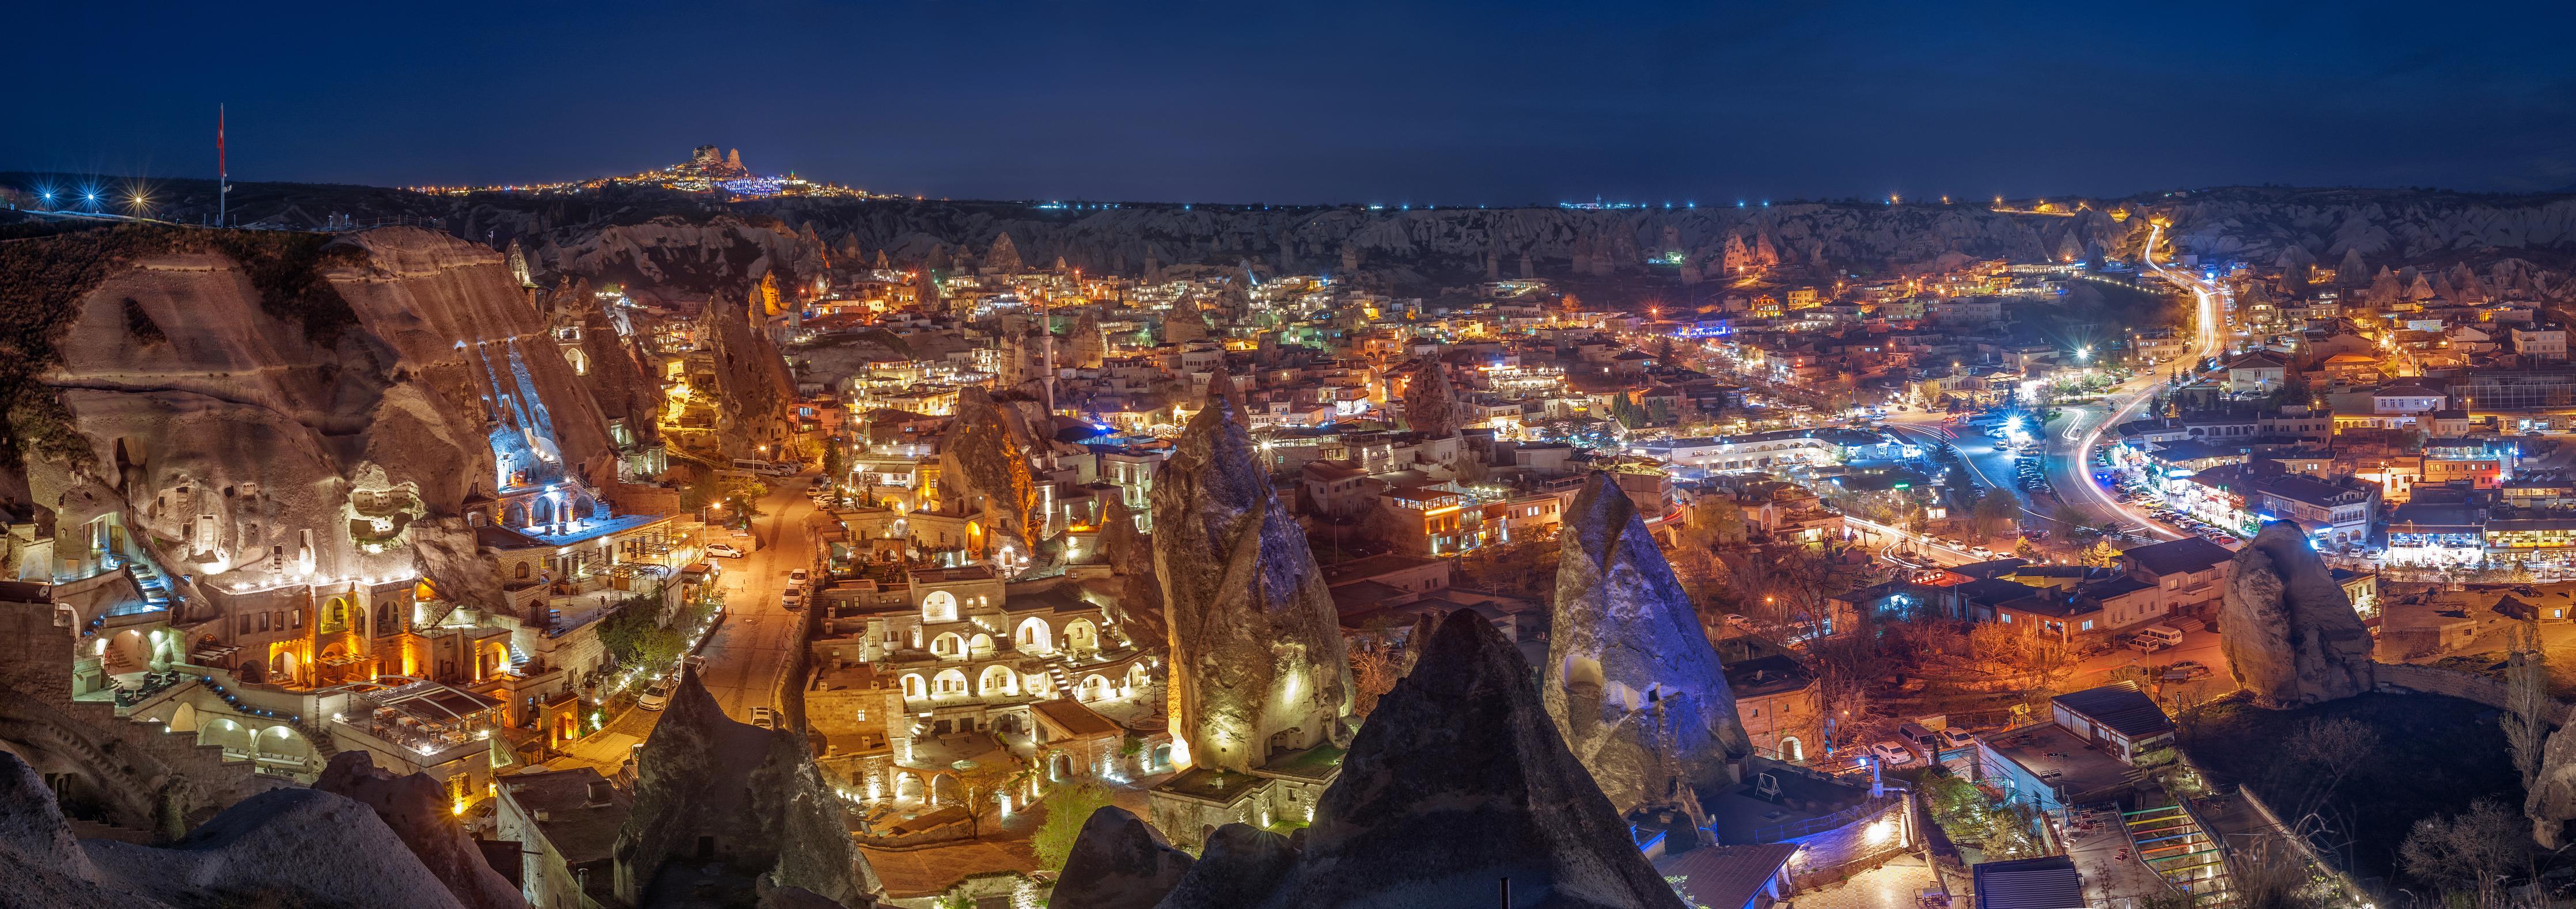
1151, 391, 1351, 772
1049, 806, 1196, 909
1544, 471, 1751, 816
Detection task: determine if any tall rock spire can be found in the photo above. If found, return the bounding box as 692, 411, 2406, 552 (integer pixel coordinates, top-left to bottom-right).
1151, 391, 1351, 772
1401, 356, 1462, 439
1544, 472, 1751, 817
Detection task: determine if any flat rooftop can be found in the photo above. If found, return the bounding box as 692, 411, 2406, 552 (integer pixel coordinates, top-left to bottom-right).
1979, 722, 2135, 798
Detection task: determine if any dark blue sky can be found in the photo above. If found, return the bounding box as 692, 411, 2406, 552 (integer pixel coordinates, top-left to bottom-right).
10, 1, 2574, 204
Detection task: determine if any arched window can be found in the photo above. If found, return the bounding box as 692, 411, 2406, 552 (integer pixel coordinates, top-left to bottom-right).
933, 669, 968, 695
921, 590, 958, 623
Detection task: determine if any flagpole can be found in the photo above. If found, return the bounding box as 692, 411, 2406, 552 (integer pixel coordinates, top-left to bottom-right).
217, 104, 227, 228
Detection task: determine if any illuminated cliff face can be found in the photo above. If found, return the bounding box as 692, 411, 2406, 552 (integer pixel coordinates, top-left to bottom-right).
29, 228, 622, 613
1150, 391, 1351, 772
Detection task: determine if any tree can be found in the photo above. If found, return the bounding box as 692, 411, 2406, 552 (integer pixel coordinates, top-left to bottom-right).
954, 761, 1017, 840
1350, 645, 1400, 718
2079, 538, 2122, 567
2399, 798, 2525, 906
2276, 716, 2378, 820
2503, 618, 2552, 789
1971, 491, 2019, 541
1030, 781, 1116, 872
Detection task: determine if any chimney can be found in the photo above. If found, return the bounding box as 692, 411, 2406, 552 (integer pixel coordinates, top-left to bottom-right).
585, 779, 614, 808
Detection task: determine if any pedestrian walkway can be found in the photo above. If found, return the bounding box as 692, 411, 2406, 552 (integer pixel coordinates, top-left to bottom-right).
2122, 802, 2232, 907
1794, 853, 1939, 909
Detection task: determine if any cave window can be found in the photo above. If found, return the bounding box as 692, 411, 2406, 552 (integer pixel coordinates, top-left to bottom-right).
289, 610, 301, 629
516, 563, 531, 580
256, 613, 269, 632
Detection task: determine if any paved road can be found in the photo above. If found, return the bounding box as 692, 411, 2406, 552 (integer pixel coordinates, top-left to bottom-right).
556, 475, 819, 769
2040, 225, 2232, 543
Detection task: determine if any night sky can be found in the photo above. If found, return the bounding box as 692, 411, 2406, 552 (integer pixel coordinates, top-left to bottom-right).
11, 1, 2575, 204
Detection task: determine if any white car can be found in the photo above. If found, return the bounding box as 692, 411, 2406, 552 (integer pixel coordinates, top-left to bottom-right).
706, 543, 744, 559
1868, 741, 1918, 767
789, 568, 809, 586
1937, 728, 1975, 749
638, 677, 675, 712
781, 588, 804, 611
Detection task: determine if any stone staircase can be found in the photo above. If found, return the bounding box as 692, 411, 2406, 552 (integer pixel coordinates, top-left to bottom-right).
1046, 665, 1071, 699
293, 721, 342, 762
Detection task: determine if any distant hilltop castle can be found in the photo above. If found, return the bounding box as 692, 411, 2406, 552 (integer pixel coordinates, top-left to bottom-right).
684, 145, 751, 181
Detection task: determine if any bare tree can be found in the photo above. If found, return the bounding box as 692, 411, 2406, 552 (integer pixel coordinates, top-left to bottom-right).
2399, 798, 2526, 908
2278, 716, 2379, 819
2502, 618, 2552, 789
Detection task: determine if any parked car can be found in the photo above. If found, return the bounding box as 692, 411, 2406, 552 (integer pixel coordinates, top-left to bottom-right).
639, 677, 675, 711
1937, 728, 1976, 749
706, 543, 745, 559
2161, 661, 2214, 682
789, 568, 809, 586
1867, 741, 1918, 766
749, 706, 777, 729
683, 654, 707, 675
782, 588, 804, 611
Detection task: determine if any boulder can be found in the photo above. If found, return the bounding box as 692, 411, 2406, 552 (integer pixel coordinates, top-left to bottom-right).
2218, 521, 2375, 706
1401, 358, 1463, 440
940, 387, 1043, 553
313, 751, 522, 909
1151, 389, 1352, 772
1049, 807, 1193, 909
1543, 471, 1751, 816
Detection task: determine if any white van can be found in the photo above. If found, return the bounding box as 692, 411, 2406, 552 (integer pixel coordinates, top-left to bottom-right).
2130, 624, 2187, 653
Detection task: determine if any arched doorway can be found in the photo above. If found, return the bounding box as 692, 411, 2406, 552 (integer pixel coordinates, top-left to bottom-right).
1014, 617, 1052, 653
931, 632, 965, 658
921, 590, 959, 623
1125, 664, 1150, 696
1050, 752, 1072, 782
901, 674, 926, 700
321, 597, 351, 633
1064, 619, 1098, 654
1078, 675, 1111, 702
977, 665, 1017, 697
270, 651, 297, 687
1782, 736, 1805, 764
895, 772, 924, 804
930, 774, 959, 806
968, 633, 994, 657
168, 702, 199, 733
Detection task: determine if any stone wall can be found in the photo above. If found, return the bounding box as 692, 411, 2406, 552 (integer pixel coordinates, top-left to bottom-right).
0, 597, 275, 832
2373, 661, 2515, 710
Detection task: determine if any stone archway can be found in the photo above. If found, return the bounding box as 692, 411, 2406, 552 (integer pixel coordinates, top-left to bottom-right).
1050, 752, 1072, 782
1078, 675, 1111, 702
1014, 616, 1052, 653
894, 772, 923, 804
1064, 619, 1098, 654
930, 773, 959, 806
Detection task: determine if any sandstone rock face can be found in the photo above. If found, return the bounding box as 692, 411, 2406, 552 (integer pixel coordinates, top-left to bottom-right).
312, 751, 522, 909
1096, 495, 1165, 642
1201, 609, 1685, 909
540, 214, 831, 294
613, 669, 877, 907
33, 228, 623, 615
939, 387, 1043, 555
2218, 521, 2375, 707
1544, 472, 1751, 817
1151, 393, 1352, 772
2526, 714, 2576, 848
705, 285, 801, 460
1048, 806, 1194, 909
